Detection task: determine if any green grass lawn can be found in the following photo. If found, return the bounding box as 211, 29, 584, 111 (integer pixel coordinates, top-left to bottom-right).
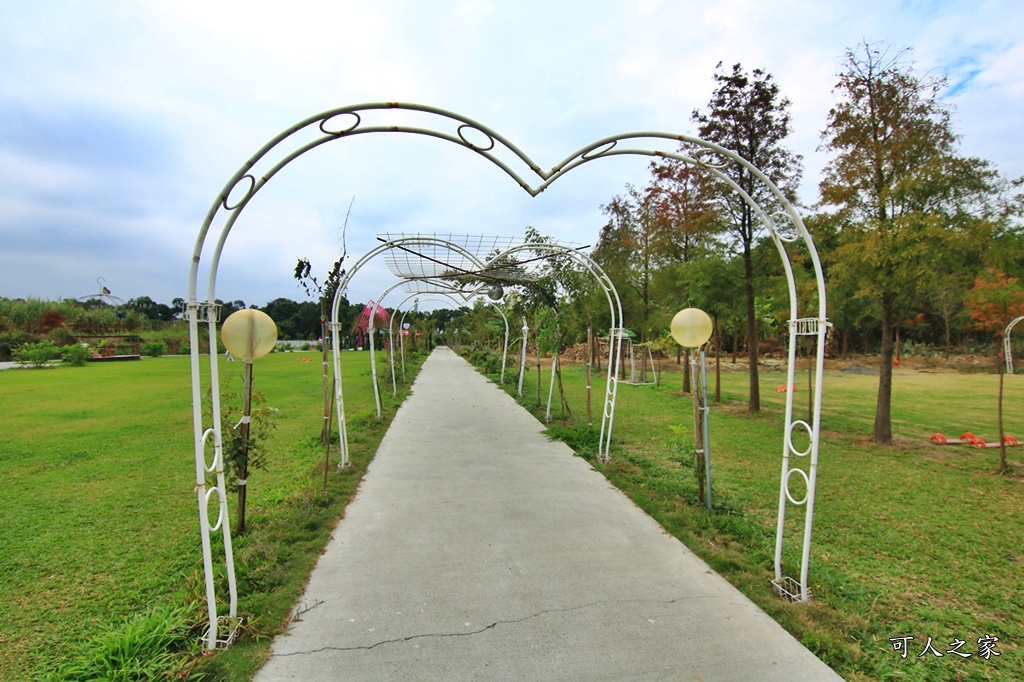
0, 349, 422, 681
4, 348, 1022, 681
491, 355, 1024, 682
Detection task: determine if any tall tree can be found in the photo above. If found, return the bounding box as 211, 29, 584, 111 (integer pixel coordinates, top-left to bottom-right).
693, 62, 803, 411
646, 153, 723, 266
819, 41, 1001, 444
593, 185, 659, 344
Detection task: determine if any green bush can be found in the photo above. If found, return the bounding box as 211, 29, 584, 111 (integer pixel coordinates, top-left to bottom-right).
142, 341, 167, 357
0, 330, 36, 361
210, 384, 278, 493
40, 604, 203, 682
61, 344, 92, 367
46, 326, 77, 346
14, 339, 61, 368
178, 341, 191, 355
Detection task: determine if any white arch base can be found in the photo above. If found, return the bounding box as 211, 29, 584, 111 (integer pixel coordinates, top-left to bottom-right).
187, 102, 829, 644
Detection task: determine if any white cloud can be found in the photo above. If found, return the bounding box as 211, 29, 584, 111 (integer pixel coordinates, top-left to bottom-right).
1, 0, 1022, 307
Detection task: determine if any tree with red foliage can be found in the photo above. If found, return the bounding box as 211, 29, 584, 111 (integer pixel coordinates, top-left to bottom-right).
964, 269, 1024, 336
35, 310, 64, 334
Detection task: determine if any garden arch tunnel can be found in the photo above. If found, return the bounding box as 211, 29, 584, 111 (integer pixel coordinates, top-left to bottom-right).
389, 287, 509, 385
187, 102, 830, 647
326, 234, 625, 469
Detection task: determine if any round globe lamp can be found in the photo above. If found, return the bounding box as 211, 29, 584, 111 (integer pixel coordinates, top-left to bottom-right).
670, 307, 713, 348
221, 309, 278, 361
487, 284, 504, 301
219, 309, 277, 535
671, 306, 714, 509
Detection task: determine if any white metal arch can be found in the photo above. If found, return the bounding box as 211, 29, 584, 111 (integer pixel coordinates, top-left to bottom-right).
328, 236, 489, 469
364, 280, 506, 413
390, 287, 510, 386
330, 237, 625, 464
365, 279, 418, 419
187, 102, 830, 646
495, 241, 626, 459
1005, 315, 1024, 374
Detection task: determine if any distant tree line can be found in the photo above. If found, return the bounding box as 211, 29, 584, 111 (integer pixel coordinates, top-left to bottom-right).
0, 292, 476, 362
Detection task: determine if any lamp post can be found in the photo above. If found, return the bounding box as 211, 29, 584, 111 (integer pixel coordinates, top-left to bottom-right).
220, 309, 278, 534
670, 307, 714, 509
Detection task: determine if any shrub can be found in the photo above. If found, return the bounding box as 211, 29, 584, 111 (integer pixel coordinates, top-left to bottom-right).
35, 310, 65, 334
0, 330, 36, 361
61, 344, 92, 367
142, 341, 167, 357
15, 340, 61, 368
39, 604, 203, 682
46, 325, 77, 346
178, 341, 191, 355
209, 383, 277, 493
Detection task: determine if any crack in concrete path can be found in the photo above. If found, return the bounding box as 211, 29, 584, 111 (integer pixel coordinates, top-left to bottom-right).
274, 595, 708, 658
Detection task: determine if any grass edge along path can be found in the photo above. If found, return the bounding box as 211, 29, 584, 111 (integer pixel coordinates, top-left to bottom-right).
459, 347, 1023, 682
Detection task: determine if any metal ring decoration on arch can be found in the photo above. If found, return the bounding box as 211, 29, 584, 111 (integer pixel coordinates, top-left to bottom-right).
185, 102, 831, 647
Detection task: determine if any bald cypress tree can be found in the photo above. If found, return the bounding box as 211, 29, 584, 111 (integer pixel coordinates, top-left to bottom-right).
819, 41, 1000, 445
693, 62, 803, 412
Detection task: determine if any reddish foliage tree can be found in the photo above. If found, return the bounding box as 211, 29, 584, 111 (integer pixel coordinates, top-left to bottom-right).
964, 269, 1024, 336
35, 310, 64, 334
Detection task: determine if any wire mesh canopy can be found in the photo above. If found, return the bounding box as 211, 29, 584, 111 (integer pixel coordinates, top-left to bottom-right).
378, 232, 584, 287
401, 279, 474, 296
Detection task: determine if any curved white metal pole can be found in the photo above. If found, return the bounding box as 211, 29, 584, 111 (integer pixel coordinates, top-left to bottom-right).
689, 167, 827, 604
494, 303, 510, 384
1005, 315, 1024, 374
517, 316, 528, 398
499, 242, 624, 461
368, 280, 417, 419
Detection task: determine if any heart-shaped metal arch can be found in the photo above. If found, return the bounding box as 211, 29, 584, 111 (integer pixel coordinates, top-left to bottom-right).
185, 102, 831, 648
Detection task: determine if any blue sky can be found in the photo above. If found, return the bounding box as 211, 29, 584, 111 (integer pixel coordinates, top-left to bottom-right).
1, 0, 1021, 309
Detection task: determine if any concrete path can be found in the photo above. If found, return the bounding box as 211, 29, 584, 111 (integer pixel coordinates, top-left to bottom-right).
253, 347, 843, 681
